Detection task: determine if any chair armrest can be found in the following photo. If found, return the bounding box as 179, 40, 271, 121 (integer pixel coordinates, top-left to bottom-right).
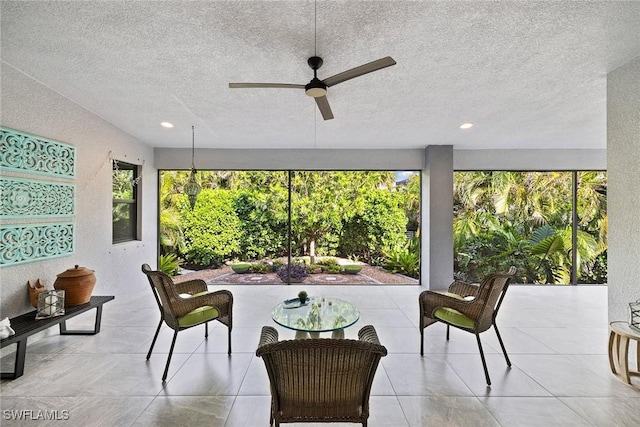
448, 280, 480, 298
172, 289, 233, 318
358, 325, 381, 345
420, 290, 483, 320
173, 279, 208, 295
257, 326, 279, 354
358, 325, 388, 356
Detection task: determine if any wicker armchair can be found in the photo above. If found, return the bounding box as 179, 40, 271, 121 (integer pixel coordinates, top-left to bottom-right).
419, 266, 516, 385
256, 325, 387, 427
141, 264, 233, 381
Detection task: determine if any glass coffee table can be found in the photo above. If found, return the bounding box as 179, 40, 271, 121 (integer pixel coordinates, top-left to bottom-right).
271, 296, 360, 339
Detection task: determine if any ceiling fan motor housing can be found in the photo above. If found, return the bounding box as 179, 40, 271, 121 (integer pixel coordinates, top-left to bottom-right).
305, 78, 327, 97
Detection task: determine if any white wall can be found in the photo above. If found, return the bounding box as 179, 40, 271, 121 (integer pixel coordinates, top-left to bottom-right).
155, 148, 425, 171
455, 149, 606, 171
607, 55, 640, 322
0, 64, 157, 319
156, 147, 607, 172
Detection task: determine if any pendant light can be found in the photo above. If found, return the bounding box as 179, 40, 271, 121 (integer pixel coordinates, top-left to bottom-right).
184, 125, 201, 209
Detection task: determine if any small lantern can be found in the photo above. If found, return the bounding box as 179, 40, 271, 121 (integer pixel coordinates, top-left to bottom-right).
183, 125, 201, 210
36, 290, 65, 320
630, 299, 640, 332
184, 167, 201, 209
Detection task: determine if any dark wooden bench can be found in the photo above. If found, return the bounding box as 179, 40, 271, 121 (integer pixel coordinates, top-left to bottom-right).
1, 295, 114, 380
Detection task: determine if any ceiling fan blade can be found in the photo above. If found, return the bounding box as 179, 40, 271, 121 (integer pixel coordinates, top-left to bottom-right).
323, 56, 396, 87
315, 95, 334, 120
229, 83, 305, 89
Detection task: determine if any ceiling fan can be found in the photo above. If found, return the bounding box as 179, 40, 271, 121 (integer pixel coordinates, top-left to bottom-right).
229, 55, 396, 120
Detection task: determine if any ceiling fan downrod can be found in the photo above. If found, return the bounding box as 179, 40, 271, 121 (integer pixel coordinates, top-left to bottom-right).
305, 56, 327, 98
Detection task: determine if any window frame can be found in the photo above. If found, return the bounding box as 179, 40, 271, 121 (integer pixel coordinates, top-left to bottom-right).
112, 160, 141, 244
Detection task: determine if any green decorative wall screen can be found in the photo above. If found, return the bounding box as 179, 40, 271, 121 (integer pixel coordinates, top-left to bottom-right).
0, 126, 76, 178
0, 177, 75, 219
1, 126, 77, 267
0, 223, 75, 267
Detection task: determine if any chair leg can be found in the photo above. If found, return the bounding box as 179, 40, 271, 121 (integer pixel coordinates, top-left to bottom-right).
475, 332, 491, 386
493, 323, 511, 367
446, 324, 450, 341
205, 322, 208, 338
146, 319, 163, 360
420, 327, 424, 356
162, 330, 178, 382
227, 326, 232, 355
269, 397, 274, 426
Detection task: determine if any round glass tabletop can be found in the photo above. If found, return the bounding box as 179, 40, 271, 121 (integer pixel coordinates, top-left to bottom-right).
271, 296, 360, 334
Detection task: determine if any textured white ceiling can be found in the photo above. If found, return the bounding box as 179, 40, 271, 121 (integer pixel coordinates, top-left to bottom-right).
1, 1, 639, 151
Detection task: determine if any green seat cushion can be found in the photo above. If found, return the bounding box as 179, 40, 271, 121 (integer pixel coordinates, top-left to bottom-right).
433, 307, 475, 329
178, 305, 219, 327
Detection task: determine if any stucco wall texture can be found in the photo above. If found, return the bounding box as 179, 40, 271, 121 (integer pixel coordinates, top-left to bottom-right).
607, 55, 640, 323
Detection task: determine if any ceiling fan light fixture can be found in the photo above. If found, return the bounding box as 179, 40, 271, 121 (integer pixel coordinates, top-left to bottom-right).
305, 78, 327, 97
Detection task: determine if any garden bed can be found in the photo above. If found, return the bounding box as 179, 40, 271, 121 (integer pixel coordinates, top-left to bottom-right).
174, 265, 418, 285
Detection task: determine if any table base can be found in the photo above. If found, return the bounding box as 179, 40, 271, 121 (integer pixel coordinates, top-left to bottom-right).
608, 322, 640, 386
295, 330, 345, 340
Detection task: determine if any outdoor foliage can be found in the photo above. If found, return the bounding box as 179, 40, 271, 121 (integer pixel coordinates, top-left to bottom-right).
453, 171, 607, 284
158, 253, 181, 276
179, 189, 242, 267
159, 170, 417, 274
234, 190, 288, 260
338, 189, 408, 264
382, 237, 420, 278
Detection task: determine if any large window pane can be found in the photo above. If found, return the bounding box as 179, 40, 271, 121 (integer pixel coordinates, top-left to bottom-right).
453, 171, 607, 284
159, 169, 420, 285
576, 171, 607, 283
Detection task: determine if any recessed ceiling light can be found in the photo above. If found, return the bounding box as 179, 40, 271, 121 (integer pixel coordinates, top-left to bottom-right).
160, 121, 174, 128
459, 123, 474, 129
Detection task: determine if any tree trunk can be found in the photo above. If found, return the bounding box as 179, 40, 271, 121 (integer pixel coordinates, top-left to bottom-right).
309, 238, 316, 264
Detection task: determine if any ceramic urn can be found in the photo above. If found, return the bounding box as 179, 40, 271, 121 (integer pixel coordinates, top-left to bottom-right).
53, 265, 96, 306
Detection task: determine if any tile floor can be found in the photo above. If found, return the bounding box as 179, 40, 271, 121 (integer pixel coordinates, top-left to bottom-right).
1, 284, 639, 426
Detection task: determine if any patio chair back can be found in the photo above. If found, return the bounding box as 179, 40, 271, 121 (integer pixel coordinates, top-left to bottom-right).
256, 325, 387, 427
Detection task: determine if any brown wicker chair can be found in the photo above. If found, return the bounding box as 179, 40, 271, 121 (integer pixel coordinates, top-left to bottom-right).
419, 266, 516, 386
256, 325, 387, 427
141, 263, 233, 381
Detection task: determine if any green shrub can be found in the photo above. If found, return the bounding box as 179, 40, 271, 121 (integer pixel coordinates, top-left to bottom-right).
180, 189, 242, 267
383, 238, 420, 278
317, 257, 339, 267
325, 264, 342, 274
307, 264, 323, 274
159, 253, 181, 276
234, 191, 287, 260
337, 189, 407, 264
250, 262, 271, 274
316, 257, 341, 273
